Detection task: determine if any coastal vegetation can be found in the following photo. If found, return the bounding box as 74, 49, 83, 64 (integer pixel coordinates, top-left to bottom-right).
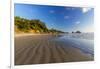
72, 31, 81, 33
15, 16, 81, 34
15, 16, 64, 34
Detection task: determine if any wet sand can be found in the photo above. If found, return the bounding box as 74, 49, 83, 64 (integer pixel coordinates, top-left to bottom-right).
15, 34, 94, 65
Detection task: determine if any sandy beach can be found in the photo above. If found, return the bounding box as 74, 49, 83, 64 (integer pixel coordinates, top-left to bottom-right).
15, 34, 94, 65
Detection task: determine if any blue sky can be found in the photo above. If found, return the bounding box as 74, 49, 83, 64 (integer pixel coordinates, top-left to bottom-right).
15, 3, 94, 32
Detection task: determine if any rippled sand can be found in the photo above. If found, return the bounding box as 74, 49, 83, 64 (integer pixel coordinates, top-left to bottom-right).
15, 34, 93, 65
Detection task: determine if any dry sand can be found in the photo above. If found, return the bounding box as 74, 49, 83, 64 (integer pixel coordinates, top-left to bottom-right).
15, 34, 93, 65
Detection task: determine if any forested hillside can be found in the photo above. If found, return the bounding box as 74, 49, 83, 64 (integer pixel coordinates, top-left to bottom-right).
15, 16, 64, 34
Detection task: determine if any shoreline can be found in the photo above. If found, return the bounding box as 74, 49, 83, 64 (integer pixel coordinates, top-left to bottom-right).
15, 33, 56, 37
15, 33, 94, 40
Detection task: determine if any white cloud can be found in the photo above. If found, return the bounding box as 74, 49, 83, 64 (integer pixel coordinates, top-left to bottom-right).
65, 7, 75, 10
50, 10, 55, 13
64, 16, 69, 19
82, 8, 91, 13
75, 21, 80, 24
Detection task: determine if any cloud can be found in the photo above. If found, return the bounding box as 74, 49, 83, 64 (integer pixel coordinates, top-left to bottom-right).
49, 10, 55, 13
65, 7, 75, 10
82, 8, 92, 13
64, 16, 69, 19
75, 21, 80, 24
65, 7, 70, 10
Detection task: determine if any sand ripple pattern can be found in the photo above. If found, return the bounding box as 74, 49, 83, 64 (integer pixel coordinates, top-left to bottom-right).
15, 35, 93, 65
